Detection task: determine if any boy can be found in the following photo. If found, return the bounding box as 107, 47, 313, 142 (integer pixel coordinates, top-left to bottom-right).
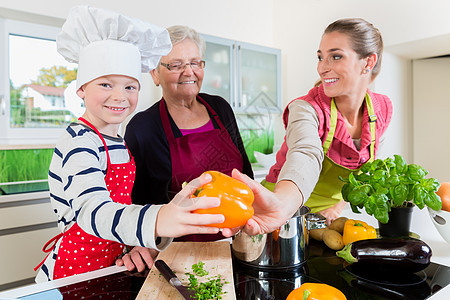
35, 6, 224, 282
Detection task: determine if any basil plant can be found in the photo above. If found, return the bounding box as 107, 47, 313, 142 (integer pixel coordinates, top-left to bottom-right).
340, 154, 442, 224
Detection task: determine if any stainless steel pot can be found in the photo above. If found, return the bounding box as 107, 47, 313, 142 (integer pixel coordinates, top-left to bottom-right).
231, 206, 326, 270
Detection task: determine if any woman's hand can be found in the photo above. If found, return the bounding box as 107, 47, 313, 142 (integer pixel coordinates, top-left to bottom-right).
226, 169, 302, 236
155, 173, 225, 238
115, 246, 159, 272
317, 200, 347, 226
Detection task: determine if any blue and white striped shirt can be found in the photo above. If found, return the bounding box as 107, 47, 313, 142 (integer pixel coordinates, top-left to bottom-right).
36, 123, 171, 282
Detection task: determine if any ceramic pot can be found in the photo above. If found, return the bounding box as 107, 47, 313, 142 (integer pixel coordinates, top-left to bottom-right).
378, 204, 414, 237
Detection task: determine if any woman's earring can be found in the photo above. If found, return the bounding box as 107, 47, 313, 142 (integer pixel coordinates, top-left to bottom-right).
366, 68, 371, 73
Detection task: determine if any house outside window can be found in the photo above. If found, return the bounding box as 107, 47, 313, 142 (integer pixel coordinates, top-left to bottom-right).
0, 18, 79, 145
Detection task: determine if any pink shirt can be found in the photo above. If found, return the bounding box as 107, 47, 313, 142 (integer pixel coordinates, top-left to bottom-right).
266, 85, 393, 190
179, 119, 214, 136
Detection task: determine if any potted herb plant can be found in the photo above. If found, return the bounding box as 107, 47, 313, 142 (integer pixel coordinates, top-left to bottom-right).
339, 154, 442, 237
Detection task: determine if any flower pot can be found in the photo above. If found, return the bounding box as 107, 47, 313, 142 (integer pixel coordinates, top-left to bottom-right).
378, 204, 414, 237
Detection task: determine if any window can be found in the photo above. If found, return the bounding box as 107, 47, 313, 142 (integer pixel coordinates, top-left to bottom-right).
0, 18, 79, 145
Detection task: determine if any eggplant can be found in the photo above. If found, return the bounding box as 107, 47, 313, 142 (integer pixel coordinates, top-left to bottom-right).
336, 238, 432, 273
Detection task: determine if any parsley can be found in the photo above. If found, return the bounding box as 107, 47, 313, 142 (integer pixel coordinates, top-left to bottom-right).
185, 261, 228, 300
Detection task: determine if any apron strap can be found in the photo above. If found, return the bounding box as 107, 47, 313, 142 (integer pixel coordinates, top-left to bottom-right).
322, 99, 338, 155
34, 232, 64, 271
365, 93, 377, 163
78, 117, 112, 166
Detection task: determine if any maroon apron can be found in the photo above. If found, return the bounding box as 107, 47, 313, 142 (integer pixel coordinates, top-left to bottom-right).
159, 96, 243, 241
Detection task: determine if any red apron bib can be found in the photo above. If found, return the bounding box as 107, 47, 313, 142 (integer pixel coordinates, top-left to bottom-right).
52, 117, 136, 279
159, 96, 243, 241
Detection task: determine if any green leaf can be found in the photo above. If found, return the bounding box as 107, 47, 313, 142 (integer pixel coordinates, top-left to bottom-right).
385, 157, 396, 171
339, 175, 350, 183
425, 192, 442, 211
371, 159, 384, 171
422, 178, 440, 192
386, 175, 400, 187
365, 193, 390, 223
361, 161, 372, 173
355, 173, 371, 182
391, 184, 408, 206
407, 164, 427, 181
350, 203, 362, 213
413, 184, 426, 209
348, 186, 370, 206
349, 172, 358, 186
341, 183, 352, 201
373, 169, 387, 181
394, 154, 408, 174
375, 186, 389, 195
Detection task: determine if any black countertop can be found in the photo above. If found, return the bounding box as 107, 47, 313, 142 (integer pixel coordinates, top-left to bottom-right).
4, 241, 450, 299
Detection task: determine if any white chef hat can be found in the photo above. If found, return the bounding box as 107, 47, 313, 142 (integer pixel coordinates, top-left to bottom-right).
57, 5, 172, 90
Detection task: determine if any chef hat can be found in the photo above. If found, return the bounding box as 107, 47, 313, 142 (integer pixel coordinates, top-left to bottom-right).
57, 5, 172, 90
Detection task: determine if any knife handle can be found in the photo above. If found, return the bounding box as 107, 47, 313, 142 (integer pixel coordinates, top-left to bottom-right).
155, 260, 180, 285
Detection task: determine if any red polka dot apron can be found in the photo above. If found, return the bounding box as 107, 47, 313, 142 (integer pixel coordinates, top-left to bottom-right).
52, 117, 136, 279
159, 96, 243, 242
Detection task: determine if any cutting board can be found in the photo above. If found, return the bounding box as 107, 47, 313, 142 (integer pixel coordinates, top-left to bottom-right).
136, 241, 236, 299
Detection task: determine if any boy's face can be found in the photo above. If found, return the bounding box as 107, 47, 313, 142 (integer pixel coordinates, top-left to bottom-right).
77, 75, 139, 135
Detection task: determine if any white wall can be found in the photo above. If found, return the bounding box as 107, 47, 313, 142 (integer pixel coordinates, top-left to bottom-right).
3, 0, 450, 160
272, 0, 450, 161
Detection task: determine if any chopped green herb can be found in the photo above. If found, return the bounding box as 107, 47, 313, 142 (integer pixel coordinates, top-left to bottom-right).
185, 261, 227, 300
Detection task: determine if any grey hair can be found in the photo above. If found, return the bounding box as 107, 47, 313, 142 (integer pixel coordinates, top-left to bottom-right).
167, 25, 206, 58
324, 18, 384, 79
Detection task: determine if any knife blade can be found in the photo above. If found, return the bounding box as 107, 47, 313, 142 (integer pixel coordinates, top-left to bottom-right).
155, 259, 196, 299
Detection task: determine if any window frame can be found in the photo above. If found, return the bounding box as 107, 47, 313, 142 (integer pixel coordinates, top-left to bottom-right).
0, 18, 66, 145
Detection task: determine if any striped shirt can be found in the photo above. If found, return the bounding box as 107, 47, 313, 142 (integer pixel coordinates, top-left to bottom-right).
36, 123, 171, 282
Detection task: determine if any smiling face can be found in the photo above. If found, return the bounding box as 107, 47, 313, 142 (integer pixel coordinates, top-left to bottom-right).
151, 38, 204, 102
317, 31, 370, 101
76, 75, 139, 136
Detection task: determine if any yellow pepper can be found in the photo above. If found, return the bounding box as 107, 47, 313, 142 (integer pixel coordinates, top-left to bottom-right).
342, 219, 377, 245
286, 283, 347, 300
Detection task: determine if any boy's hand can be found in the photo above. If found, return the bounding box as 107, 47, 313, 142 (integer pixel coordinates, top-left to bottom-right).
115, 246, 158, 272
155, 173, 225, 238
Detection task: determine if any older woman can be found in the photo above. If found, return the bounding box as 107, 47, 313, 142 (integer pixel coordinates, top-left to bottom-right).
124, 25, 253, 241
234, 18, 393, 235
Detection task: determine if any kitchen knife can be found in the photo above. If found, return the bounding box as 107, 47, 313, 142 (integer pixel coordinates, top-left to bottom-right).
155, 259, 196, 299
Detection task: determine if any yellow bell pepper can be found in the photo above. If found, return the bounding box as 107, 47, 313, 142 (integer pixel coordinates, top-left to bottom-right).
342, 219, 377, 245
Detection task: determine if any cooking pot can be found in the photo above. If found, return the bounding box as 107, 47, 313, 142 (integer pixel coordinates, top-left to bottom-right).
232, 206, 326, 270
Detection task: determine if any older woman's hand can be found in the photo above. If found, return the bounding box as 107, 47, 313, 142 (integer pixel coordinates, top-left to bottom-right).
226, 169, 303, 236
155, 173, 224, 238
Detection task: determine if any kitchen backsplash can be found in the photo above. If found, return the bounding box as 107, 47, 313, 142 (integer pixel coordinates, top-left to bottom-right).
236, 113, 275, 163
0, 148, 53, 183
0, 113, 276, 184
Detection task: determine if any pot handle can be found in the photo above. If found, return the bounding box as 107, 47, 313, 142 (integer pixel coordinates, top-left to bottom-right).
306, 213, 327, 230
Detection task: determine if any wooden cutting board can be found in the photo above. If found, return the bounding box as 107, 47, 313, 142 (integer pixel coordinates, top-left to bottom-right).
136, 241, 236, 299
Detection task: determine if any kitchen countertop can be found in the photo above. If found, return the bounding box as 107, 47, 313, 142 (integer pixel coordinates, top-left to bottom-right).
340, 203, 450, 300
1, 203, 449, 299
340, 203, 450, 267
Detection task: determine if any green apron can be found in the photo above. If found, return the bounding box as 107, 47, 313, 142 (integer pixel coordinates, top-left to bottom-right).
263, 94, 377, 213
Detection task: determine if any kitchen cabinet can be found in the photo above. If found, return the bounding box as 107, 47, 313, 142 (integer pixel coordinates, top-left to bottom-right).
200, 34, 281, 114
200, 34, 281, 162
0, 191, 58, 290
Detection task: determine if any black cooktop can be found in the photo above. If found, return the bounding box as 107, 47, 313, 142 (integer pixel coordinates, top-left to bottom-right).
18, 241, 450, 299
233, 240, 450, 300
